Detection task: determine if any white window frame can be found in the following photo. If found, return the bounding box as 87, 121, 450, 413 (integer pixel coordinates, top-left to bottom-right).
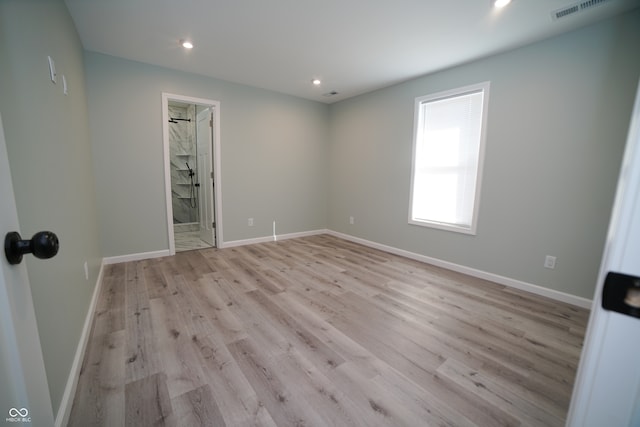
408, 82, 490, 235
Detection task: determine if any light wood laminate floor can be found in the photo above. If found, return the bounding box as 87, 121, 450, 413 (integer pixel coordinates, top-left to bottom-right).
68, 234, 589, 426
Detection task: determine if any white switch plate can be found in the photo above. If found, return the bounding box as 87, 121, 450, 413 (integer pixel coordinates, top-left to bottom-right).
544, 255, 557, 269
47, 56, 57, 83
84, 261, 89, 280
248, 218, 254, 226
62, 75, 68, 95
349, 216, 354, 225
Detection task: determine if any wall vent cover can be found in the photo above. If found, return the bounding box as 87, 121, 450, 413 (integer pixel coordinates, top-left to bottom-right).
551, 0, 614, 20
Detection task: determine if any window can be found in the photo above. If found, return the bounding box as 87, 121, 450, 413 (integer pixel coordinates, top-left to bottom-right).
409, 82, 490, 234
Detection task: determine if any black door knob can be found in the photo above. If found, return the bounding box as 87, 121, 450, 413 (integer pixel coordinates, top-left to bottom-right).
4, 231, 59, 265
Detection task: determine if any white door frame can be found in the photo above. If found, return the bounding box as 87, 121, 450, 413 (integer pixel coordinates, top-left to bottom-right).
162, 93, 223, 253
0, 113, 55, 426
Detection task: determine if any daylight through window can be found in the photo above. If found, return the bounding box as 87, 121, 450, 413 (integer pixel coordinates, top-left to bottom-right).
409, 82, 490, 234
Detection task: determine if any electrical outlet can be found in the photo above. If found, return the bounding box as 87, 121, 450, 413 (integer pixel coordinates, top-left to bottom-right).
544, 255, 557, 269
248, 218, 254, 226
349, 216, 354, 225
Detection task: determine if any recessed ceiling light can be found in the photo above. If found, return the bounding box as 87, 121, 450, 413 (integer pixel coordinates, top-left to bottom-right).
181, 40, 194, 49
494, 0, 511, 8
312, 79, 321, 86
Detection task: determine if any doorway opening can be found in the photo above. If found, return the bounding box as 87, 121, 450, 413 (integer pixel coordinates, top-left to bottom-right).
162, 93, 222, 254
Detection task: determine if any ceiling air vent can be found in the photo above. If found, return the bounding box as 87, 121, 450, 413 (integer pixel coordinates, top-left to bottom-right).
323, 91, 339, 97
579, 0, 612, 10
551, 0, 614, 21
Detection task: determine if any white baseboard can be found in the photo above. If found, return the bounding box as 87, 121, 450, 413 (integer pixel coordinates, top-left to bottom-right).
55, 259, 106, 427
103, 249, 171, 265
221, 229, 328, 248
326, 230, 592, 309
101, 230, 326, 262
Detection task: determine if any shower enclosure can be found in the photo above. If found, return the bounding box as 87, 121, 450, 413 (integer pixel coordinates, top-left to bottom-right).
168, 101, 216, 251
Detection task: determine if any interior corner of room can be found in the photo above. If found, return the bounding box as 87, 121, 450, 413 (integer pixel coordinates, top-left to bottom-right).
1, 0, 640, 425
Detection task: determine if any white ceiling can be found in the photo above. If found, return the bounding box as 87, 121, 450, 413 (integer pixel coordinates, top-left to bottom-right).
65, 0, 640, 103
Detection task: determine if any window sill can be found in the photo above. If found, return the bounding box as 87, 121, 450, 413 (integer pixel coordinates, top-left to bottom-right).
408, 218, 477, 235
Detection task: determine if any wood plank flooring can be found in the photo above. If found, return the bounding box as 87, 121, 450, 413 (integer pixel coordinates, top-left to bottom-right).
68, 234, 589, 426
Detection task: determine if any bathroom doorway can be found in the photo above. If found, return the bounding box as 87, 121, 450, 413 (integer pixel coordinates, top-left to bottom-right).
162, 93, 222, 253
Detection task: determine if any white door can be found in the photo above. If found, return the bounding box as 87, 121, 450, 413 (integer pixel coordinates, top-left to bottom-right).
196, 107, 215, 247
567, 80, 640, 426
0, 114, 54, 426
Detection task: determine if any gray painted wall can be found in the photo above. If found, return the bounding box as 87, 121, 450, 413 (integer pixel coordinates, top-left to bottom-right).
84, 53, 329, 256
0, 0, 102, 415
328, 10, 640, 299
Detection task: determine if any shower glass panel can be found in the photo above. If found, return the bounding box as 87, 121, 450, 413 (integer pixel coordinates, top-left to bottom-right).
168, 102, 198, 229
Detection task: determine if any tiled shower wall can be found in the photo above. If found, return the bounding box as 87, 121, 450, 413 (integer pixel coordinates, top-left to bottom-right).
169, 104, 198, 224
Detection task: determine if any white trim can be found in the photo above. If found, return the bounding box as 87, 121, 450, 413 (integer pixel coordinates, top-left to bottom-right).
221, 229, 328, 249
326, 230, 592, 309
162, 93, 223, 255
162, 93, 174, 255
103, 249, 171, 265
408, 219, 477, 235
55, 260, 106, 427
